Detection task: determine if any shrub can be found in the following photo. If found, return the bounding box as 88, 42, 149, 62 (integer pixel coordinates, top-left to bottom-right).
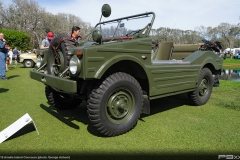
0, 29, 30, 51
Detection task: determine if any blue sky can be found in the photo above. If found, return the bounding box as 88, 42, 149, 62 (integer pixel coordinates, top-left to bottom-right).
6, 0, 240, 30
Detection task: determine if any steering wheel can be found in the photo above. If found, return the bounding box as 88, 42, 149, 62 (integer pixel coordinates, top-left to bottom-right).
126, 30, 141, 36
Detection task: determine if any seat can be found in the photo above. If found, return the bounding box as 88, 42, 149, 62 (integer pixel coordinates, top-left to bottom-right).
171, 43, 201, 60
154, 42, 174, 60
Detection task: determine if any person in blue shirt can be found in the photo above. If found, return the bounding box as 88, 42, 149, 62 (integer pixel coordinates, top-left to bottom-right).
12, 48, 19, 62
0, 33, 8, 80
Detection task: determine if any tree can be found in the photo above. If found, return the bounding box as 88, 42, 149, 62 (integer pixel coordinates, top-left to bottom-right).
215, 23, 233, 48
151, 27, 202, 44
0, 0, 93, 49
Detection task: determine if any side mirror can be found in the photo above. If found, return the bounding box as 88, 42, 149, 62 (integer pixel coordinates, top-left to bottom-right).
102, 4, 111, 17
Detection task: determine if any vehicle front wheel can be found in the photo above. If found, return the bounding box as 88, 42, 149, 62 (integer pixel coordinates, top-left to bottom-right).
87, 72, 143, 136
24, 60, 34, 68
188, 68, 213, 106
45, 85, 81, 110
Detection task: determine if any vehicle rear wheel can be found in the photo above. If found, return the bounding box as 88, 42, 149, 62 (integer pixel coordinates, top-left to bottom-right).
24, 60, 34, 68
87, 72, 143, 136
188, 68, 213, 106
47, 34, 76, 76
45, 85, 81, 110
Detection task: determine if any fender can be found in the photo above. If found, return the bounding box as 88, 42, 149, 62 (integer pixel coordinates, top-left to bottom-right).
185, 51, 222, 71
201, 52, 223, 71
94, 54, 151, 80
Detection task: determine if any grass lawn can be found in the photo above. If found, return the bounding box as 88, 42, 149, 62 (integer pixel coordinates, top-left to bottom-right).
0, 64, 240, 159
223, 57, 240, 67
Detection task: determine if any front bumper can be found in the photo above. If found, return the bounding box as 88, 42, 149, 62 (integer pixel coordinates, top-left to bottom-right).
30, 70, 77, 93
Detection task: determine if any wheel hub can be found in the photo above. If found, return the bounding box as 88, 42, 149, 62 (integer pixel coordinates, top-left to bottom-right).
53, 63, 60, 75
50, 50, 65, 76
199, 78, 208, 96
107, 90, 134, 123
26, 61, 31, 67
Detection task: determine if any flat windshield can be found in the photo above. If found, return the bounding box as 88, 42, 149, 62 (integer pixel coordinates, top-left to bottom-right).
95, 12, 155, 39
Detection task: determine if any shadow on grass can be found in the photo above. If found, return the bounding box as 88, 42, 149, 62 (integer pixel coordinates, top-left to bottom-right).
40, 104, 82, 129
5, 123, 37, 142
39, 94, 191, 137
39, 102, 115, 137
0, 88, 9, 93
8, 66, 16, 70
20, 66, 33, 68
7, 75, 19, 79
141, 93, 190, 119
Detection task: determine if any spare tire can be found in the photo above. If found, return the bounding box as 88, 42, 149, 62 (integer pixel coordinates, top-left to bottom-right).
47, 34, 76, 76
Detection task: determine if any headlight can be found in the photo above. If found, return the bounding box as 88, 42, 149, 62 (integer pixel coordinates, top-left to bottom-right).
36, 56, 43, 68
69, 55, 81, 76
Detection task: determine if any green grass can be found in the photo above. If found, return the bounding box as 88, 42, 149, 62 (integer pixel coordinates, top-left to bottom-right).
223, 57, 240, 67
210, 80, 240, 111
0, 64, 240, 158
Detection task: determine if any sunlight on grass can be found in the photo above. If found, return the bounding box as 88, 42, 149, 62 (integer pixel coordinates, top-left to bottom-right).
210, 80, 240, 111
223, 57, 240, 67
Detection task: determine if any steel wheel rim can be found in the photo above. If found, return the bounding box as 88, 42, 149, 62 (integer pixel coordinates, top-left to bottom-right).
199, 78, 209, 97
106, 88, 135, 124
25, 61, 32, 67
50, 50, 64, 76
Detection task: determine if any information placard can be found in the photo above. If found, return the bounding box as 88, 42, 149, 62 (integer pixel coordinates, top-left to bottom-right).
0, 113, 39, 144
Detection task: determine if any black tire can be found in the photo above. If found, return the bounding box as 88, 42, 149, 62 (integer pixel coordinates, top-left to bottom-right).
47, 34, 76, 76
188, 68, 213, 106
87, 72, 143, 136
45, 85, 81, 110
24, 59, 34, 68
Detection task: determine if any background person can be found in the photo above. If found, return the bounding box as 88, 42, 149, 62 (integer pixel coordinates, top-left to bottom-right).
6, 57, 9, 71
40, 31, 54, 49
5, 44, 10, 71
8, 48, 13, 64
13, 48, 19, 62
71, 26, 83, 41
0, 33, 8, 80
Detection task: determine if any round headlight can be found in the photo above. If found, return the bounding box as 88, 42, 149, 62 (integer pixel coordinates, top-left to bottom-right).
69, 55, 81, 75
36, 56, 43, 68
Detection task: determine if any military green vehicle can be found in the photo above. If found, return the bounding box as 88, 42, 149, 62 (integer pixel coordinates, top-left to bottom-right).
30, 4, 223, 136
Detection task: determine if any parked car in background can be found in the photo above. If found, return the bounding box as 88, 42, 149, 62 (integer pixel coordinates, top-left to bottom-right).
233, 53, 240, 59
231, 48, 240, 56
19, 51, 36, 68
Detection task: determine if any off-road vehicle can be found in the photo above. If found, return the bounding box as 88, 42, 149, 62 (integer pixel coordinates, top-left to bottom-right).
19, 52, 36, 68
30, 4, 223, 136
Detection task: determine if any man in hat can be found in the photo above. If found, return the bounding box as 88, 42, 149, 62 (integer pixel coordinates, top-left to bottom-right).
40, 31, 54, 49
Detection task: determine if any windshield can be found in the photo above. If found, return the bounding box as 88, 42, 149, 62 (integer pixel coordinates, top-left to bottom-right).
95, 12, 155, 39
